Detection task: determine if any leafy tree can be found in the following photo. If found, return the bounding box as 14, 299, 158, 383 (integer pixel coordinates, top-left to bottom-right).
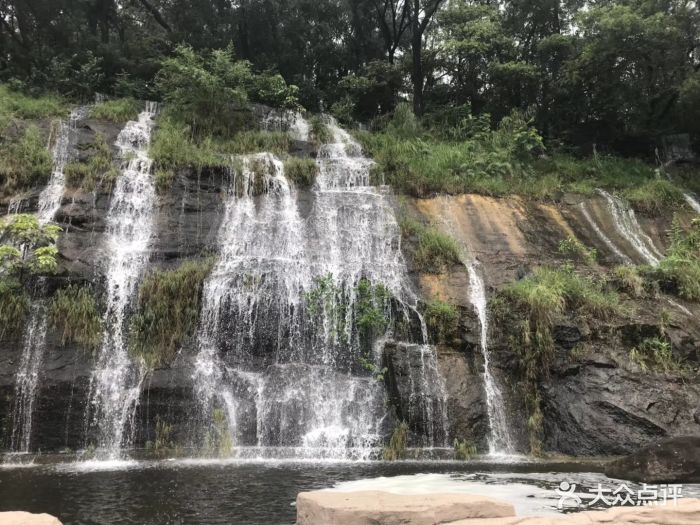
155, 45, 300, 138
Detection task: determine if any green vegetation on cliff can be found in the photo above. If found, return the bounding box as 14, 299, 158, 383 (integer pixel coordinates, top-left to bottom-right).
399, 216, 460, 273
0, 214, 61, 336
646, 219, 700, 301
130, 258, 214, 368
0, 125, 53, 197
283, 158, 318, 188
64, 132, 118, 191
90, 98, 140, 122
424, 299, 459, 344
49, 284, 103, 351
498, 265, 620, 455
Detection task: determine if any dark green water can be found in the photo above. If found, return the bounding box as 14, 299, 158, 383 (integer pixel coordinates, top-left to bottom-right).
2, 458, 697, 525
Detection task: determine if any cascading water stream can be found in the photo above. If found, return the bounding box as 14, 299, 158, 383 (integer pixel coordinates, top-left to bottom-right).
85, 103, 157, 459
193, 118, 449, 459
9, 106, 88, 453
684, 192, 700, 214
429, 205, 513, 454
597, 189, 663, 265
578, 201, 632, 265
466, 263, 515, 455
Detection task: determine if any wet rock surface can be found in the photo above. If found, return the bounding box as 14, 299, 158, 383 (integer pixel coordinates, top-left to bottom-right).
605, 436, 700, 483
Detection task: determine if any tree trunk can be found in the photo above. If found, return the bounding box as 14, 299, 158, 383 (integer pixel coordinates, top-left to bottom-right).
411, 18, 423, 116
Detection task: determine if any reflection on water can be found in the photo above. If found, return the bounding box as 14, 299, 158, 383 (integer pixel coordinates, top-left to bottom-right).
1, 459, 698, 525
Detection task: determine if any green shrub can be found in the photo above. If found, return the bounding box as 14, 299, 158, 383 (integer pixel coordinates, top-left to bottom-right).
130, 258, 214, 368
0, 125, 52, 196
559, 236, 597, 265
310, 116, 333, 144
424, 299, 459, 343
0, 214, 61, 276
400, 216, 460, 273
64, 133, 118, 191
49, 285, 102, 351
284, 157, 318, 188
624, 178, 685, 215
90, 98, 140, 122
648, 219, 700, 300
383, 421, 408, 461
156, 44, 299, 139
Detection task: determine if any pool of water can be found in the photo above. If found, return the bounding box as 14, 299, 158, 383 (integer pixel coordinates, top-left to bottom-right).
1, 457, 698, 525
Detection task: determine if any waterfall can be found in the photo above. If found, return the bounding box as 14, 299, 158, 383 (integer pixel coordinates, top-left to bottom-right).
597, 189, 664, 265
193, 118, 448, 458
467, 263, 514, 455
38, 107, 90, 222
578, 201, 632, 265
684, 193, 700, 214
429, 203, 513, 454
9, 106, 88, 453
258, 108, 310, 142
85, 103, 157, 458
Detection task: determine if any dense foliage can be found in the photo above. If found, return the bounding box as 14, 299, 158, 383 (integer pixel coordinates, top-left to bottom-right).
1, 1, 698, 156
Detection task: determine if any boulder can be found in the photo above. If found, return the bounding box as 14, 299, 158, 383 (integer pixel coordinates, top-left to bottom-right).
605, 435, 700, 483
296, 490, 515, 525
0, 512, 62, 525
446, 497, 700, 524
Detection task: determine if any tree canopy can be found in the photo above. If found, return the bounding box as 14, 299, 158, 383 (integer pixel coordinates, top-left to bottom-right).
1, 0, 699, 153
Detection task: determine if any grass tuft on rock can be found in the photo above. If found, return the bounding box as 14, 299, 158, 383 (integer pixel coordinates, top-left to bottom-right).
0, 278, 30, 338
90, 98, 140, 122
383, 421, 408, 461
399, 216, 460, 273
424, 299, 459, 343
130, 258, 214, 368
150, 118, 290, 170
64, 132, 118, 191
284, 157, 318, 188
49, 284, 103, 351
624, 178, 685, 216
0, 125, 52, 196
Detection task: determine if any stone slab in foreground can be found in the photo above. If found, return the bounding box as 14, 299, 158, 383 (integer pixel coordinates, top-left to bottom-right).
296, 490, 516, 525
0, 512, 62, 525
296, 492, 700, 525
448, 497, 700, 524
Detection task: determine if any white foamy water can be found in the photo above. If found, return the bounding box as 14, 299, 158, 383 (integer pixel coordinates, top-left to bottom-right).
578, 201, 633, 264
193, 118, 448, 459
467, 263, 514, 455
86, 102, 157, 459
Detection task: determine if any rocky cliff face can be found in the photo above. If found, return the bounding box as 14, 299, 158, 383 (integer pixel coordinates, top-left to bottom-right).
1, 116, 698, 457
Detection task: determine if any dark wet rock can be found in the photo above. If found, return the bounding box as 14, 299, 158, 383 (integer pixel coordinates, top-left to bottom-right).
605, 436, 700, 483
